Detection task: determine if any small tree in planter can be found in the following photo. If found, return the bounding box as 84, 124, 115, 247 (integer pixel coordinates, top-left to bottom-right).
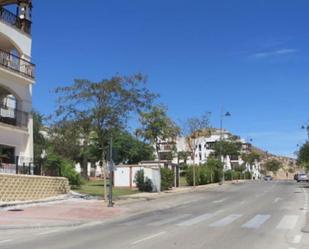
134, 169, 153, 192
160, 168, 174, 191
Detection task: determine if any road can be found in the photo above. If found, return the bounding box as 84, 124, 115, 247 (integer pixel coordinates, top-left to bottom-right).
1, 180, 309, 249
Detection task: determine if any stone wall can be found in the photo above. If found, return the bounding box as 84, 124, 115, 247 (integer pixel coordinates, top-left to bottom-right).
0, 174, 70, 202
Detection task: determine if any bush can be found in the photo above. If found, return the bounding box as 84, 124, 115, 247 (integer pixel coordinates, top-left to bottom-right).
224, 170, 233, 181
44, 151, 82, 187
186, 165, 200, 186
134, 170, 153, 192
244, 171, 252, 179
160, 168, 174, 191
61, 159, 83, 187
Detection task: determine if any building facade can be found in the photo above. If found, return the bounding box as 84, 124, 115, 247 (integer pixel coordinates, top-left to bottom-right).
0, 0, 34, 171
156, 129, 262, 178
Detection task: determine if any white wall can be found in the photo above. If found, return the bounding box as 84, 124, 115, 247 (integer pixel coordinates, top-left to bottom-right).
114, 166, 161, 192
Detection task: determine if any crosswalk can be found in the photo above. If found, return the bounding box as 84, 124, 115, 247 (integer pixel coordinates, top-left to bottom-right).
122, 212, 301, 231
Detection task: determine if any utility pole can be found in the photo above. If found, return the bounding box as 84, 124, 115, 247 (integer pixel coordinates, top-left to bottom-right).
108, 136, 114, 207
219, 108, 231, 185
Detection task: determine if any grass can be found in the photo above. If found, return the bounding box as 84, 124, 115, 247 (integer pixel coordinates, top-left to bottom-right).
74, 179, 139, 198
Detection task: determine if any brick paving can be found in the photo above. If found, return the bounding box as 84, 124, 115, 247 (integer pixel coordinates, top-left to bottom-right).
0, 199, 123, 229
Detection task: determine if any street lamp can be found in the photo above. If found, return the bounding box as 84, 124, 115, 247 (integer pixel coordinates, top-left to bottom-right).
301, 125, 309, 141
219, 109, 231, 185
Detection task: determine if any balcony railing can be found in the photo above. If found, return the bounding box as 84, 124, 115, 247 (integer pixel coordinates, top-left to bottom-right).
0, 6, 31, 35
0, 105, 29, 128
0, 49, 35, 79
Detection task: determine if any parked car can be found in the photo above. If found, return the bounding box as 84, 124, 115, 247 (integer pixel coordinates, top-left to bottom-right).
263, 175, 272, 181
296, 173, 309, 182
294, 173, 299, 181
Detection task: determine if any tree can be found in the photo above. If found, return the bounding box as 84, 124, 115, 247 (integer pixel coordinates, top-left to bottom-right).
111, 130, 154, 164
205, 158, 223, 183
54, 73, 156, 200
241, 151, 261, 171
183, 113, 211, 186
32, 110, 47, 168
212, 140, 241, 159
136, 105, 180, 161
298, 143, 309, 164
264, 159, 282, 174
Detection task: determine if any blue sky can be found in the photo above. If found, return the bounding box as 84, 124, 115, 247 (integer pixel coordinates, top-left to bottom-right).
31, 0, 309, 157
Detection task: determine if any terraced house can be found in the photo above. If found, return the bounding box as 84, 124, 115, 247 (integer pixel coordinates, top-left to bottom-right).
0, 0, 34, 172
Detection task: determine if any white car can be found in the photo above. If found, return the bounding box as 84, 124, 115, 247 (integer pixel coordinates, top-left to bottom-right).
296, 173, 309, 182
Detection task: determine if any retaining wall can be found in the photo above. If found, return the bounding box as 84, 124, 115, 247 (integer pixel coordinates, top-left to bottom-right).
0, 173, 70, 202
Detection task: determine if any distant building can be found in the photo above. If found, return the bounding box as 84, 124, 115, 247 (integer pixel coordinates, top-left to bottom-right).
156, 129, 262, 178
0, 0, 35, 172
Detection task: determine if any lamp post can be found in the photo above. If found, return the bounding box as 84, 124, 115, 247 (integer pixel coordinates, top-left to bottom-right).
108, 135, 114, 208
219, 109, 231, 185
301, 125, 309, 141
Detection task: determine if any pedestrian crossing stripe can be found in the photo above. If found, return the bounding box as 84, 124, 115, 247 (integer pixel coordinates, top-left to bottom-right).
122, 213, 301, 231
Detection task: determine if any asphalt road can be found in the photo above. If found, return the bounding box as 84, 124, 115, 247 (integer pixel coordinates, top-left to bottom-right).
1, 180, 309, 249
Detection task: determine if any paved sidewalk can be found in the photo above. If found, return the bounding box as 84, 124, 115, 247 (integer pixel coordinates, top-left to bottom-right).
0, 199, 122, 230
0, 180, 250, 230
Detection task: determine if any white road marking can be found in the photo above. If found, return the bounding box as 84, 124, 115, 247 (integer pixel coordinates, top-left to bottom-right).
177, 213, 215, 226
302, 187, 309, 213
241, 214, 271, 229
213, 198, 227, 204
209, 214, 242, 227
149, 214, 191, 226
276, 215, 298, 230
131, 231, 166, 245
274, 197, 282, 203
0, 239, 12, 244
292, 234, 302, 244
38, 230, 59, 235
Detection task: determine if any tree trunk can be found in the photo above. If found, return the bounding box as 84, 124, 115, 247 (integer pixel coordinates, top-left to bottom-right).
81, 154, 88, 179
101, 147, 108, 201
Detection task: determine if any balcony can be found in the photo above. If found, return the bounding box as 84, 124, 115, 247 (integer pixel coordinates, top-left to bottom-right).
0, 6, 31, 35
0, 49, 35, 79
0, 104, 28, 128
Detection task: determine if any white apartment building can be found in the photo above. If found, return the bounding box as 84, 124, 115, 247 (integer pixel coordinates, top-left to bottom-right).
156, 129, 261, 178
0, 0, 34, 171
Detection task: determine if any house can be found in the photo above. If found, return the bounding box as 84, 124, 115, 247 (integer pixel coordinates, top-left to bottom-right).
156, 129, 262, 178
0, 0, 34, 173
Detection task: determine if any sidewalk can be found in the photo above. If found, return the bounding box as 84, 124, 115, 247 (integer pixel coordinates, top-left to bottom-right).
0, 180, 249, 230
0, 198, 122, 230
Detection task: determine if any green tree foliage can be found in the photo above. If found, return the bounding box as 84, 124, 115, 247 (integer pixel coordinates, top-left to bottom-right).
43, 149, 82, 186
212, 140, 241, 158
112, 131, 154, 164
160, 168, 174, 190
186, 159, 223, 186
54, 74, 157, 198
298, 143, 309, 164
32, 110, 46, 166
241, 151, 261, 165
264, 159, 282, 174
136, 105, 180, 161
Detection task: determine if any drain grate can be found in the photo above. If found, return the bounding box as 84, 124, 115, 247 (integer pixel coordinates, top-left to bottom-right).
7, 208, 24, 212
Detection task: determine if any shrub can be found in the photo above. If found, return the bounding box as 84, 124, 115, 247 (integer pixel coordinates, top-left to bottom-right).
244, 171, 252, 179
61, 159, 83, 187
44, 151, 82, 187
224, 170, 233, 181
199, 167, 207, 185
134, 170, 153, 192
160, 168, 174, 191
186, 165, 200, 186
